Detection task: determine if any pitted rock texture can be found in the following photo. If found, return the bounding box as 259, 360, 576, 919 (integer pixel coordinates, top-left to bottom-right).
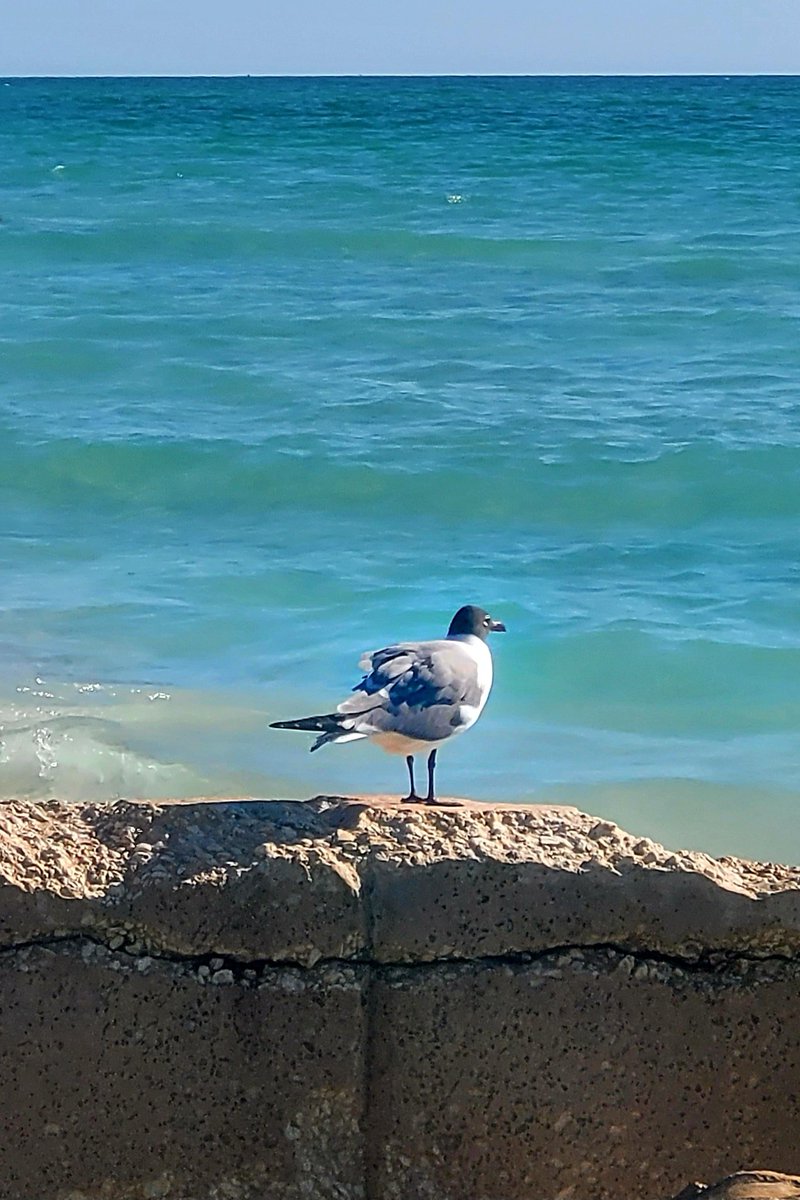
370, 953, 800, 1200
1, 944, 364, 1200
2, 796, 800, 1199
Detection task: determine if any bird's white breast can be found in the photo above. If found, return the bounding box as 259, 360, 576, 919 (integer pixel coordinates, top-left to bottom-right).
448, 633, 493, 729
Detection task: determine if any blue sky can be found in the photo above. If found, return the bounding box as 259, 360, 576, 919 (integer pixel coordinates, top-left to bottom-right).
3, 0, 800, 77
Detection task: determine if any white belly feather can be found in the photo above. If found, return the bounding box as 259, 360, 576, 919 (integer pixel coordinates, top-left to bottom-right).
449, 633, 493, 733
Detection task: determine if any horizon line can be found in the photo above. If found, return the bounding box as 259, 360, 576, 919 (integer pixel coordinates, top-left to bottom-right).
2, 71, 800, 80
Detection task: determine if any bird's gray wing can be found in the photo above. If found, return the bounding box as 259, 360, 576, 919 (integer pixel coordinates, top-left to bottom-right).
336, 639, 481, 743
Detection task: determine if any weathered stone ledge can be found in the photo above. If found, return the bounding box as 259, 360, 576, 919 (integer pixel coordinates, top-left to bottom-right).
1, 796, 800, 1200
4, 794, 800, 967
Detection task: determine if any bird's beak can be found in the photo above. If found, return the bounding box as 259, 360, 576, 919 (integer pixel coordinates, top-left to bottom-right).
489, 619, 506, 633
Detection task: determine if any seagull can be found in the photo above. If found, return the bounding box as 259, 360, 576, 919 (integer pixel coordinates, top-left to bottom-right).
270, 605, 506, 805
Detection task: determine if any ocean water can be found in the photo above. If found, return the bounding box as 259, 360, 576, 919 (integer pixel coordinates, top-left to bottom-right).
2, 75, 800, 862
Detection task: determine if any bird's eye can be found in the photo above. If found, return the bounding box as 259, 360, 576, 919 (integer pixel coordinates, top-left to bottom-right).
484, 617, 490, 626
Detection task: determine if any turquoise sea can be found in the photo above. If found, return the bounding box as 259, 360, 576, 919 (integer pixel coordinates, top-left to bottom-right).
2, 75, 800, 861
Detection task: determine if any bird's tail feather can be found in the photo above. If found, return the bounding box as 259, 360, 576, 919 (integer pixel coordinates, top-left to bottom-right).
309, 729, 367, 752
270, 706, 378, 752
269, 713, 341, 734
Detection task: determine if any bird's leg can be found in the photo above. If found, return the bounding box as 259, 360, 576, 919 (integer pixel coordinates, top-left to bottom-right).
425, 748, 464, 807
425, 749, 438, 804
401, 755, 422, 803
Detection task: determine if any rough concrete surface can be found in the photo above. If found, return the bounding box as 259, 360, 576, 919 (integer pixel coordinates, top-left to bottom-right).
1, 795, 800, 1199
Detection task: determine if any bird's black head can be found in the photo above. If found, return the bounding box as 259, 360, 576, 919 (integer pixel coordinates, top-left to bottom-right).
447, 605, 507, 641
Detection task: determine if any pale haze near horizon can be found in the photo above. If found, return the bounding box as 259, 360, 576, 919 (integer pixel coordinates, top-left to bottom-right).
3, 0, 800, 77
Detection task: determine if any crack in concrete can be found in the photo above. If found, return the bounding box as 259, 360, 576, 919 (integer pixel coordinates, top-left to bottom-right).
1, 930, 800, 979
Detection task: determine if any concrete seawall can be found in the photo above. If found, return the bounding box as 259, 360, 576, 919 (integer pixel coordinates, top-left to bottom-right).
2, 796, 800, 1200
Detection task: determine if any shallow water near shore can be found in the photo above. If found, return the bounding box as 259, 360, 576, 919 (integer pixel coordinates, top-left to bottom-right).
3, 76, 800, 862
